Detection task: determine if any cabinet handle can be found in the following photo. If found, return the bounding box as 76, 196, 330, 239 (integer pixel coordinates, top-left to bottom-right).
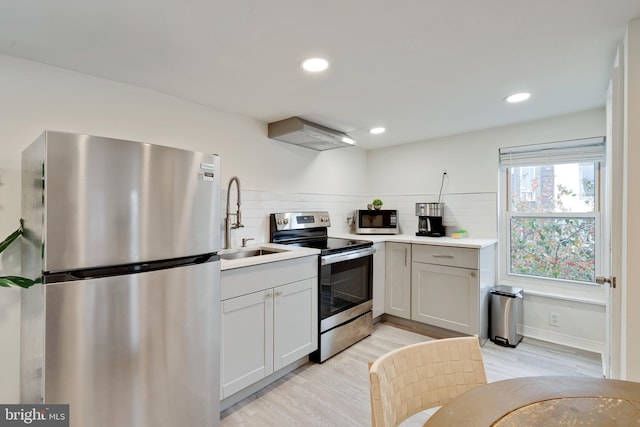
265, 291, 273, 300
275, 289, 283, 297
404, 248, 408, 266
432, 254, 454, 258
470, 271, 477, 278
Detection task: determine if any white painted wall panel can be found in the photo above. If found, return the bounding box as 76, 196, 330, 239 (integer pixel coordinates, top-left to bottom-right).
366, 108, 606, 195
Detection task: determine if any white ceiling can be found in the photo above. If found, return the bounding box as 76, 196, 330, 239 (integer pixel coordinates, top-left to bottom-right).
1, 0, 639, 149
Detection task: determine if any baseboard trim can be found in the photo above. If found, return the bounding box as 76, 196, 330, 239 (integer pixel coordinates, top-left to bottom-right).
381, 314, 603, 356
521, 324, 604, 355
220, 357, 309, 412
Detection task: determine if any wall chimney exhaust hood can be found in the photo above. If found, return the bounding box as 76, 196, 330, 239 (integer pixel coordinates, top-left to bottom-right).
268, 117, 356, 151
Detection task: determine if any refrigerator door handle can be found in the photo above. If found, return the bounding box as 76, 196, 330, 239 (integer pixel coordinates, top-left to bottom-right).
44, 253, 219, 283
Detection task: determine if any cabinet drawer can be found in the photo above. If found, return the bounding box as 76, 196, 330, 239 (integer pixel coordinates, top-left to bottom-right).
412, 244, 478, 269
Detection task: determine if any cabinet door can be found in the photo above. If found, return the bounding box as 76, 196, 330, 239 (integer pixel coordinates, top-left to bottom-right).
221, 289, 274, 399
411, 263, 479, 334
372, 242, 386, 318
385, 242, 411, 319
273, 278, 318, 370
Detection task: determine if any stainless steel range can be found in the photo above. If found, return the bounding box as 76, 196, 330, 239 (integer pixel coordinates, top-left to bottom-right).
270, 211, 375, 362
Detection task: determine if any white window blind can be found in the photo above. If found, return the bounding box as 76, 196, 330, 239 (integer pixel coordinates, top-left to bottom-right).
499, 136, 606, 167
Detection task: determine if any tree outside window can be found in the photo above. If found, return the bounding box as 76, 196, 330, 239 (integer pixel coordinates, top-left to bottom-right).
507, 162, 598, 283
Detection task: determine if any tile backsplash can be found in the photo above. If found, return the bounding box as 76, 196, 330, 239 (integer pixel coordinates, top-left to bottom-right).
221, 189, 497, 248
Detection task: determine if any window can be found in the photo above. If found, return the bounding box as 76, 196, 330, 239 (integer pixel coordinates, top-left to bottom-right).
499, 137, 605, 285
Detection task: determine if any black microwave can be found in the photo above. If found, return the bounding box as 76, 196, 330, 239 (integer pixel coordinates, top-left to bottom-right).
355, 209, 399, 234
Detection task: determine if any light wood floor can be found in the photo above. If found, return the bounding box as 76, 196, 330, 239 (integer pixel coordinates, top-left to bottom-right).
220, 321, 602, 426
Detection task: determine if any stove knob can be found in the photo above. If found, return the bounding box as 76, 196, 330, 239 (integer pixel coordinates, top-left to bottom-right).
277, 218, 283, 225
322, 216, 329, 222
283, 218, 289, 224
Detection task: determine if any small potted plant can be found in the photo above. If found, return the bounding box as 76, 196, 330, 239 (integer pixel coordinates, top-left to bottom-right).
372, 199, 383, 210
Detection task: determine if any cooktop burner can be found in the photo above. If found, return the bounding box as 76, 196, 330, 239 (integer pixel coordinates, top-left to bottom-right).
269, 211, 373, 255
286, 237, 372, 255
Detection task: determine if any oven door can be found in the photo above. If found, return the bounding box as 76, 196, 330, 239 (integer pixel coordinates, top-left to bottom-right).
319, 247, 375, 328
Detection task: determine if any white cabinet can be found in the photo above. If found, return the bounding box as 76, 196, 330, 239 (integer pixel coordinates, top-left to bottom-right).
372, 242, 386, 318
411, 262, 479, 334
273, 278, 318, 369
411, 244, 495, 340
385, 242, 411, 319
220, 256, 317, 400
221, 289, 273, 397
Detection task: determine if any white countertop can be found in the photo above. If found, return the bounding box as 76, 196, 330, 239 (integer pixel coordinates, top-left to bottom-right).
220, 234, 496, 271
219, 243, 320, 271
331, 233, 498, 249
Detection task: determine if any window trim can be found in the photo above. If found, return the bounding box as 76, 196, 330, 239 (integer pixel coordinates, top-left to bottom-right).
498, 138, 606, 291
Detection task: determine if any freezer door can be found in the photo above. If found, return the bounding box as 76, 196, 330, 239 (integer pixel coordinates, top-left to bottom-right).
41, 261, 220, 427
26, 131, 220, 272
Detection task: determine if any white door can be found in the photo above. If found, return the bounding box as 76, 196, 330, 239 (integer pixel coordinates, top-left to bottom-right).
603, 46, 625, 379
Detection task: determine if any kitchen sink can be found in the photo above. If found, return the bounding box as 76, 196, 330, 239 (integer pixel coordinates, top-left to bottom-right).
219, 248, 283, 260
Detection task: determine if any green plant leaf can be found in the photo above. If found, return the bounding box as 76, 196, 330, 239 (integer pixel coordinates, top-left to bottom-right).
0, 220, 23, 254
1, 219, 40, 289
0, 276, 37, 288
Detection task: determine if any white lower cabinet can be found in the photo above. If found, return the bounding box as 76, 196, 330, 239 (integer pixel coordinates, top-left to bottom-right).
372, 242, 386, 318
411, 262, 479, 334
220, 257, 317, 400
384, 242, 411, 319
410, 243, 495, 340
273, 279, 318, 369
221, 289, 274, 398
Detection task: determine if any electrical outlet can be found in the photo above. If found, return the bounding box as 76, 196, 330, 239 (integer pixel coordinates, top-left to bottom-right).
549, 312, 560, 327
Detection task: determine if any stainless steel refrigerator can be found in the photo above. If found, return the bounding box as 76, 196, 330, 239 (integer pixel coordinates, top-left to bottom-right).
20, 131, 221, 427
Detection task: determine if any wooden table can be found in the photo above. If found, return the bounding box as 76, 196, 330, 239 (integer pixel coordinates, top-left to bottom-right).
424, 376, 640, 426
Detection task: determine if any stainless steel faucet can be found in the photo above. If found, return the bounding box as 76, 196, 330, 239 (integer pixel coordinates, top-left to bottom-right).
225, 176, 243, 249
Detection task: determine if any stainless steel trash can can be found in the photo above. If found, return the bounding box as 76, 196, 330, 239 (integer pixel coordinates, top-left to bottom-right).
490, 285, 523, 347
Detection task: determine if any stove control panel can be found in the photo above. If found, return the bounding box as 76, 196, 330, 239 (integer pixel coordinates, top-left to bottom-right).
271, 211, 332, 231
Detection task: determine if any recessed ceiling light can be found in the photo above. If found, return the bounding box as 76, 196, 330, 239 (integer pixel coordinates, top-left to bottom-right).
504, 92, 531, 103
370, 127, 386, 135
302, 57, 329, 72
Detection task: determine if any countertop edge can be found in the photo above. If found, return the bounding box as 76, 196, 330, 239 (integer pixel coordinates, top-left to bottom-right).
330, 233, 498, 249
220, 243, 320, 271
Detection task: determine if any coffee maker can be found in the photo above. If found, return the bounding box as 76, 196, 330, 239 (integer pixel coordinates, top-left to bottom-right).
416, 202, 446, 237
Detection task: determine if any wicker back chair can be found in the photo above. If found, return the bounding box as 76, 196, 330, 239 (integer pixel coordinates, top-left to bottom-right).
369, 336, 487, 426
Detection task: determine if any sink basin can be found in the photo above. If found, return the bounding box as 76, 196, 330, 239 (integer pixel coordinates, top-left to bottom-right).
219, 248, 282, 260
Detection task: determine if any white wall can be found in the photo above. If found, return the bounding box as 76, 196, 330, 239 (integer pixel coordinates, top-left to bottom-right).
0, 55, 369, 194
367, 108, 605, 196
622, 18, 640, 381
0, 54, 369, 403
367, 108, 608, 354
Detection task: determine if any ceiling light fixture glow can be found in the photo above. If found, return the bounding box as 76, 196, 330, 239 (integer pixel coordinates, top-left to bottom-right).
369, 127, 386, 134
302, 57, 329, 72
505, 92, 531, 103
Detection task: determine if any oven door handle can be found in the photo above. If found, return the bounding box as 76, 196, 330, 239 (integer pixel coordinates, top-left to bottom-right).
320, 247, 376, 265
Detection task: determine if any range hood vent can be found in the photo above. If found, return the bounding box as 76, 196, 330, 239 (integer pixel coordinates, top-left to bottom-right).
268, 117, 356, 151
